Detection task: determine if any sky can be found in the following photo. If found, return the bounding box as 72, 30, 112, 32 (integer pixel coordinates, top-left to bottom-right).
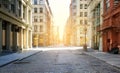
49, 0, 71, 39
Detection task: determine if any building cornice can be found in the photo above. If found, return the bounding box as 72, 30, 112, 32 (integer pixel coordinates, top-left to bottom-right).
0, 9, 30, 29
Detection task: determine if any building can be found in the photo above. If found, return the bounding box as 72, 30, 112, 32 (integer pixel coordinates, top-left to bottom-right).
102, 0, 120, 52
32, 0, 53, 47
0, 0, 32, 53
50, 25, 58, 46
70, 0, 90, 46
88, 0, 104, 51
64, 17, 72, 46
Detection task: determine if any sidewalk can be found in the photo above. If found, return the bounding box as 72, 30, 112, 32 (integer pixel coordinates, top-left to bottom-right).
83, 48, 120, 68
0, 50, 40, 67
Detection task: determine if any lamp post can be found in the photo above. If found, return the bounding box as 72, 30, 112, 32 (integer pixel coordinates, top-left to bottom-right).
83, 25, 87, 51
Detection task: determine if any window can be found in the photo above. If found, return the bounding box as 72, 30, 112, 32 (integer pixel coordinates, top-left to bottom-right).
84, 12, 87, 17
23, 5, 26, 19
39, 0, 43, 4
114, 0, 120, 6
84, 20, 88, 24
34, 25, 37, 32
40, 25, 43, 32
39, 16, 43, 22
80, 20, 83, 24
40, 8, 43, 13
73, 5, 76, 9
84, 4, 87, 9
40, 19, 43, 22
114, 0, 120, 2
34, 16, 38, 22
3, 0, 9, 8
34, 0, 37, 5
18, 1, 21, 17
34, 8, 37, 13
11, 0, 15, 13
80, 4, 83, 9
106, 0, 110, 10
11, 4, 15, 13
80, 12, 83, 17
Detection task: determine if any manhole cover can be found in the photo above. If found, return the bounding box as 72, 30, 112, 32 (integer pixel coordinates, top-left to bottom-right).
14, 61, 30, 64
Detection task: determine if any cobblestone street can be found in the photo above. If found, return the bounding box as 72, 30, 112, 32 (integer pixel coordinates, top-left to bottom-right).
0, 49, 120, 73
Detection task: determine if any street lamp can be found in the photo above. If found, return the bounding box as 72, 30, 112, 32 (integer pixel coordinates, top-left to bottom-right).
83, 25, 87, 51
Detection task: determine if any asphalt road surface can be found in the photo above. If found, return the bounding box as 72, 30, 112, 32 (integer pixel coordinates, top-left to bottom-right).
0, 48, 120, 73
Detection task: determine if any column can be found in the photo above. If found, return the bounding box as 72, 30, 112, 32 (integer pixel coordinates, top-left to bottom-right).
15, 0, 18, 16
28, 30, 32, 48
0, 19, 2, 52
26, 6, 28, 23
13, 26, 17, 51
23, 29, 25, 49
6, 23, 11, 51
20, 28, 23, 49
22, 29, 25, 49
30, 10, 32, 25
26, 29, 29, 49
21, 3, 23, 19
23, 29, 28, 49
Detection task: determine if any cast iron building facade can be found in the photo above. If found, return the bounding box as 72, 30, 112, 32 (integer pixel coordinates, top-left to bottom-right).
88, 0, 104, 51
32, 0, 53, 47
69, 0, 90, 46
0, 0, 32, 53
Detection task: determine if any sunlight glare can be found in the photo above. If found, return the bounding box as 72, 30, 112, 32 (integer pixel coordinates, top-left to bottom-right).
49, 0, 71, 40
31, 47, 84, 51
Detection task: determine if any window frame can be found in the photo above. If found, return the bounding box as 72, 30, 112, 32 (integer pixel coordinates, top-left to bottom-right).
34, 8, 37, 13
80, 4, 83, 9
34, 0, 37, 5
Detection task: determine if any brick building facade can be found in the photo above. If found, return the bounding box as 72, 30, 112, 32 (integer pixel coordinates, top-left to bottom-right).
102, 0, 120, 52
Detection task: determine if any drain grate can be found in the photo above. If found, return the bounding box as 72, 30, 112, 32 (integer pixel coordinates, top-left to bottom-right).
14, 61, 30, 64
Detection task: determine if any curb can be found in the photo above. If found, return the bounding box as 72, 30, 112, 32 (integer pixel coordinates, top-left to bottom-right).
0, 51, 40, 67
83, 52, 120, 70
0, 59, 18, 67
18, 51, 40, 61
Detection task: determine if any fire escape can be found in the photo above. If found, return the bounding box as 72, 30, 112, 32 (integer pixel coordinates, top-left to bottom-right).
101, 0, 120, 31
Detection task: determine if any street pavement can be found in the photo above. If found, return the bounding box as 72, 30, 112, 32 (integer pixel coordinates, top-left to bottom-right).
0, 50, 40, 67
84, 50, 120, 69
0, 47, 120, 73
